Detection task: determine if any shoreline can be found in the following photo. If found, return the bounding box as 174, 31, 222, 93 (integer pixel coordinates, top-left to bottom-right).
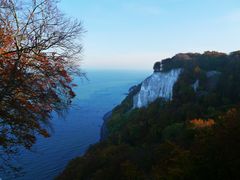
100, 111, 112, 141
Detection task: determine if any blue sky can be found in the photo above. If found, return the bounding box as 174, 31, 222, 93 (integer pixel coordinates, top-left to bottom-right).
60, 0, 240, 70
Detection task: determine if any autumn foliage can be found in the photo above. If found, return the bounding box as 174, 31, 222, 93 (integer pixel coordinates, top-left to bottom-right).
190, 118, 215, 128
0, 0, 83, 170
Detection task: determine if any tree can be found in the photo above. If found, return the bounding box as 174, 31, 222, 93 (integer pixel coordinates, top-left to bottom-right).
0, 0, 83, 172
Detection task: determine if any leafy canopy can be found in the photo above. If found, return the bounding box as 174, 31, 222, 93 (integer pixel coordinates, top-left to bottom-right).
0, 0, 83, 172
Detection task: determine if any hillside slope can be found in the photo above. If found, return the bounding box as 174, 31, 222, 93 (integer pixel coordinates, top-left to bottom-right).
57, 51, 240, 180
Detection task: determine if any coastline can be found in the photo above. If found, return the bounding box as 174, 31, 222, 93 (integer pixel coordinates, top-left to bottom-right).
100, 111, 112, 141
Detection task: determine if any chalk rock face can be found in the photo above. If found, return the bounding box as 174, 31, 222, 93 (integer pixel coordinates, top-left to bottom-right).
133, 69, 182, 108
192, 80, 199, 92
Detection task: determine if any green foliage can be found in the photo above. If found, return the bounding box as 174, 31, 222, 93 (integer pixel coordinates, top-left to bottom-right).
162, 123, 184, 141
57, 51, 240, 180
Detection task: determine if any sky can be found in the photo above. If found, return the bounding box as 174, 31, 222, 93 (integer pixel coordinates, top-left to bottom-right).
60, 0, 240, 70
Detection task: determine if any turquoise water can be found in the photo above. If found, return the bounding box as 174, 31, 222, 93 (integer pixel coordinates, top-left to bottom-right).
3, 70, 150, 180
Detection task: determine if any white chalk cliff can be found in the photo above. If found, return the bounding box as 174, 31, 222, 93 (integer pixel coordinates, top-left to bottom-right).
133, 69, 182, 108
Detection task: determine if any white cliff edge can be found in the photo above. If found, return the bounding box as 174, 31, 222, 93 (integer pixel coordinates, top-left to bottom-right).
133, 69, 182, 108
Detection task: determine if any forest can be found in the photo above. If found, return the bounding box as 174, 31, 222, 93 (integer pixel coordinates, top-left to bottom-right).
58, 51, 240, 180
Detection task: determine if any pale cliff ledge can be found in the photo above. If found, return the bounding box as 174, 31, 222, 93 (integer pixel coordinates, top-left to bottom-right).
133, 69, 182, 108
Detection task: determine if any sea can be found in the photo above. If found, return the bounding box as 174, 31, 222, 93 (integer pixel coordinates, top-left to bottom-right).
1, 69, 150, 180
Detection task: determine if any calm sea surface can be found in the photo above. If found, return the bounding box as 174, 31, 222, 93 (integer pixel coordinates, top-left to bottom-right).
3, 70, 150, 180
